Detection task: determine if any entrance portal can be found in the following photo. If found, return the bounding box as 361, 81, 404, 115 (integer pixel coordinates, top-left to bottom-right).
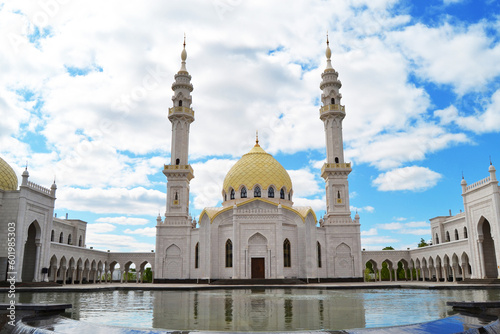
251, 258, 265, 279
481, 219, 498, 278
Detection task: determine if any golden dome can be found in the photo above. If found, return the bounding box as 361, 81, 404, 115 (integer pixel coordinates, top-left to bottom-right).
0, 157, 18, 191
222, 143, 292, 194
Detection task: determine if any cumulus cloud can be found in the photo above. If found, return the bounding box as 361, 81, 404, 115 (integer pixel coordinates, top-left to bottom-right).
351, 205, 375, 213
372, 166, 442, 191
361, 228, 378, 236
124, 227, 156, 237
96, 216, 150, 226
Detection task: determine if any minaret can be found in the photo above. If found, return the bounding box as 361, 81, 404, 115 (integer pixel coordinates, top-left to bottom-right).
319, 35, 352, 221
163, 37, 195, 221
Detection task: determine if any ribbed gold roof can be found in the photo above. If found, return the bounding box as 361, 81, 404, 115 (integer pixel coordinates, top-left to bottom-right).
222, 143, 292, 194
0, 157, 18, 191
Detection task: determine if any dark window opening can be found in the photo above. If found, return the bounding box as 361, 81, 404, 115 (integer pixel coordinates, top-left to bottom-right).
254, 186, 261, 197
179, 100, 182, 107
230, 189, 235, 200
464, 227, 468, 238
280, 188, 285, 199
335, 157, 339, 163
51, 230, 55, 242
59, 232, 63, 243
317, 242, 322, 268
79, 235, 82, 247
195, 242, 199, 269
176, 158, 180, 165
455, 229, 459, 241
268, 187, 274, 198
68, 234, 72, 245
225, 240, 233, 268
284, 239, 291, 267
241, 187, 247, 198
331, 98, 335, 104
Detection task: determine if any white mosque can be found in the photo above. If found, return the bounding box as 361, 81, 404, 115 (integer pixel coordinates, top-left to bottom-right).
0, 39, 499, 284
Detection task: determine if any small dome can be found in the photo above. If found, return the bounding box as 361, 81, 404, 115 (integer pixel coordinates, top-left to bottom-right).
222, 143, 292, 196
0, 157, 18, 191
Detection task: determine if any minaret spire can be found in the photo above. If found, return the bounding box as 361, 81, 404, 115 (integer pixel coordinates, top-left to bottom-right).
325, 32, 333, 70
179, 34, 188, 73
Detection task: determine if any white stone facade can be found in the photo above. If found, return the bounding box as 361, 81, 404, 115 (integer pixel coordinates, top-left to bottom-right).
1, 41, 499, 284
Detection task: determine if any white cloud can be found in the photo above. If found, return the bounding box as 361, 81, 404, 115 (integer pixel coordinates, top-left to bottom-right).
86, 223, 116, 234
372, 166, 442, 191
361, 236, 400, 246
400, 228, 431, 236
351, 205, 375, 213
293, 197, 326, 212
124, 227, 156, 238
96, 216, 150, 226
435, 90, 500, 134
362, 228, 378, 236
405, 221, 430, 228
378, 222, 403, 230
288, 168, 322, 197
56, 187, 164, 215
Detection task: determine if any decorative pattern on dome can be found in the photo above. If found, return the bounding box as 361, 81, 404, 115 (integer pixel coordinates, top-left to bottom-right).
0, 157, 18, 191
222, 144, 292, 194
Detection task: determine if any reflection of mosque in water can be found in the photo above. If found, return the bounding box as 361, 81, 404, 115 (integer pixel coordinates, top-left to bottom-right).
152, 289, 365, 331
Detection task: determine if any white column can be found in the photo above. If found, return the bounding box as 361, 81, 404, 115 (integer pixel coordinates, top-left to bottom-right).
32, 242, 42, 282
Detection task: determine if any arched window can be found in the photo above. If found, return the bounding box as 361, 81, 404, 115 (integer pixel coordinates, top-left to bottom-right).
268, 187, 274, 198
283, 239, 291, 267
79, 235, 82, 247
331, 98, 335, 104
68, 234, 72, 245
446, 231, 450, 242
455, 229, 459, 241
335, 157, 339, 163
464, 227, 468, 238
317, 242, 322, 268
195, 242, 199, 269
435, 233, 439, 245
225, 240, 233, 268
288, 191, 291, 201
254, 186, 261, 198
179, 100, 182, 107
230, 189, 235, 200
280, 188, 285, 199
224, 193, 227, 201
241, 187, 247, 198
59, 232, 64, 243
175, 158, 180, 165
51, 230, 55, 242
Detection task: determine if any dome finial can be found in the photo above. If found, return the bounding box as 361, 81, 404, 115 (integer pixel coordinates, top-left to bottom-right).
255, 130, 259, 146
325, 32, 333, 70
179, 34, 188, 72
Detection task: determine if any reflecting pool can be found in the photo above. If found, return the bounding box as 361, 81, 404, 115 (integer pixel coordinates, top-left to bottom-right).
5, 288, 500, 331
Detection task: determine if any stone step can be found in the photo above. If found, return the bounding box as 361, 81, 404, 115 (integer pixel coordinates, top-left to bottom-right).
210, 278, 306, 285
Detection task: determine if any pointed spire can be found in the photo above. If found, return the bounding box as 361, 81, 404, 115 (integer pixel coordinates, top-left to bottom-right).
255, 130, 259, 146
179, 34, 188, 72
325, 31, 333, 70
490, 155, 492, 165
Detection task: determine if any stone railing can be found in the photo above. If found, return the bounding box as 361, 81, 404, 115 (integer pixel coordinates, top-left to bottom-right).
168, 106, 194, 117
27, 181, 51, 195
164, 164, 194, 174
321, 163, 351, 175
466, 176, 491, 191
320, 104, 345, 114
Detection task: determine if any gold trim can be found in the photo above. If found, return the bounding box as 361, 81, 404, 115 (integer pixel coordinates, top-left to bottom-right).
199, 198, 317, 224
168, 106, 195, 116
319, 104, 345, 114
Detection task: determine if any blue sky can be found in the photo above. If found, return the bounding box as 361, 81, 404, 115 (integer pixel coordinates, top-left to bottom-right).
0, 0, 499, 252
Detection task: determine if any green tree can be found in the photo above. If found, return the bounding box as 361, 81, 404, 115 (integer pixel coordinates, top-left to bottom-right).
143, 267, 152, 283
382, 246, 394, 250
418, 238, 429, 248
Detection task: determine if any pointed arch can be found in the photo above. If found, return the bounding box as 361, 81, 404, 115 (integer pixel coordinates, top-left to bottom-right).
51, 230, 55, 242
230, 188, 235, 200
478, 217, 497, 278
268, 186, 275, 198
283, 239, 291, 267
195, 242, 199, 269
464, 226, 468, 238
254, 186, 261, 198
280, 187, 285, 199
22, 221, 41, 282
240, 187, 247, 199
225, 239, 233, 268
59, 232, 64, 243
249, 232, 267, 245
454, 229, 459, 240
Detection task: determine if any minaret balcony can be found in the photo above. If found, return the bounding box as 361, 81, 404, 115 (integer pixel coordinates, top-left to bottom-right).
163, 164, 194, 180
320, 104, 345, 115
321, 162, 352, 178
169, 106, 195, 116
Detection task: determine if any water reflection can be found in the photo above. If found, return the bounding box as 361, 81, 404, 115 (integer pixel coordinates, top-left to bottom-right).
4, 288, 500, 331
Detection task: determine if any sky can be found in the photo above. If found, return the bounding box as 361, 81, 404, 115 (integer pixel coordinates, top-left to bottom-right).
1, 0, 499, 252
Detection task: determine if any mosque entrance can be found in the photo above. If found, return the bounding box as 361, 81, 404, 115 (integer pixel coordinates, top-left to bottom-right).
480, 219, 498, 278
251, 258, 265, 279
